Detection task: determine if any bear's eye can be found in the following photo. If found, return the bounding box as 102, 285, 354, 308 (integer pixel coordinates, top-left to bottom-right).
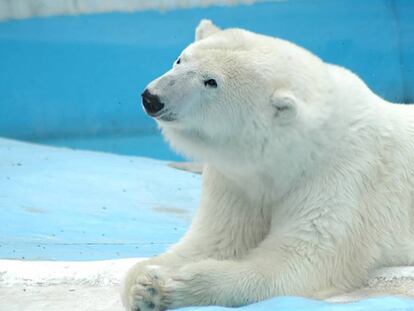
204, 79, 217, 88
176, 58, 181, 65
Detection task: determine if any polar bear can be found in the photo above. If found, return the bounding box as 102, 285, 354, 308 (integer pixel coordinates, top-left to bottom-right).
122, 20, 414, 310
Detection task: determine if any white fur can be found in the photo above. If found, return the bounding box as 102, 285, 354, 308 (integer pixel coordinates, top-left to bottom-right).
122, 20, 414, 310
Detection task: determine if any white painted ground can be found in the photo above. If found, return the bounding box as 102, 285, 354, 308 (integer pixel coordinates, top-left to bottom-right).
2, 259, 414, 310
0, 259, 138, 311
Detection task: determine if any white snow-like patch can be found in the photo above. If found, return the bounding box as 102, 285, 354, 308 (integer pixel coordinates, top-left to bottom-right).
0, 258, 138, 311
0, 258, 139, 287
0, 0, 268, 21
328, 267, 414, 303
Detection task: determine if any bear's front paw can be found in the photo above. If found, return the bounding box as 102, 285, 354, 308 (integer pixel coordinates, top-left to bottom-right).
164, 261, 223, 309
122, 264, 171, 311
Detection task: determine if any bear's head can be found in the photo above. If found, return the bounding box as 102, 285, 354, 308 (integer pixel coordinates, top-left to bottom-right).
141, 20, 332, 171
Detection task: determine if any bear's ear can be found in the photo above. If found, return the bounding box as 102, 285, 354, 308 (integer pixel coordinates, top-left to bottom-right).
271, 90, 298, 124
195, 19, 220, 41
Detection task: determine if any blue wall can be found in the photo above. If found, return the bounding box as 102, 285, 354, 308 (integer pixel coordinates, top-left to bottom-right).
0, 0, 412, 143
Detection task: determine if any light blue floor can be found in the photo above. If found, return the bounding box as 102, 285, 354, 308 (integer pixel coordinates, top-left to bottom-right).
0, 138, 199, 260
34, 133, 184, 161
185, 296, 414, 311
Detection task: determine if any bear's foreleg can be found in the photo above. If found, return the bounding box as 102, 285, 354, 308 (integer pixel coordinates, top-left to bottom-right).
159, 236, 338, 309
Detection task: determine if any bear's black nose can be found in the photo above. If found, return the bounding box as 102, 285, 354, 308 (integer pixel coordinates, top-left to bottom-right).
141, 89, 164, 116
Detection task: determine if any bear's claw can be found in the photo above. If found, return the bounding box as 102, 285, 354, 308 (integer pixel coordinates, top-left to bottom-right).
128, 269, 169, 311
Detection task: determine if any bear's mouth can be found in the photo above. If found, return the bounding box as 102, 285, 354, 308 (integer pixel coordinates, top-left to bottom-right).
155, 111, 177, 122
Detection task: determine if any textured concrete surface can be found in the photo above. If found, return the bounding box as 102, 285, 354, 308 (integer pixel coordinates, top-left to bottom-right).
0, 259, 136, 311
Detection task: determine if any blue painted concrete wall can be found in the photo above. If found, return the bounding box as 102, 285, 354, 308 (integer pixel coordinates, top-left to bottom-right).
0, 0, 412, 151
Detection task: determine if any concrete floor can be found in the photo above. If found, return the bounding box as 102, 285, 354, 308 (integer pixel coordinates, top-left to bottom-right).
0, 259, 136, 311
